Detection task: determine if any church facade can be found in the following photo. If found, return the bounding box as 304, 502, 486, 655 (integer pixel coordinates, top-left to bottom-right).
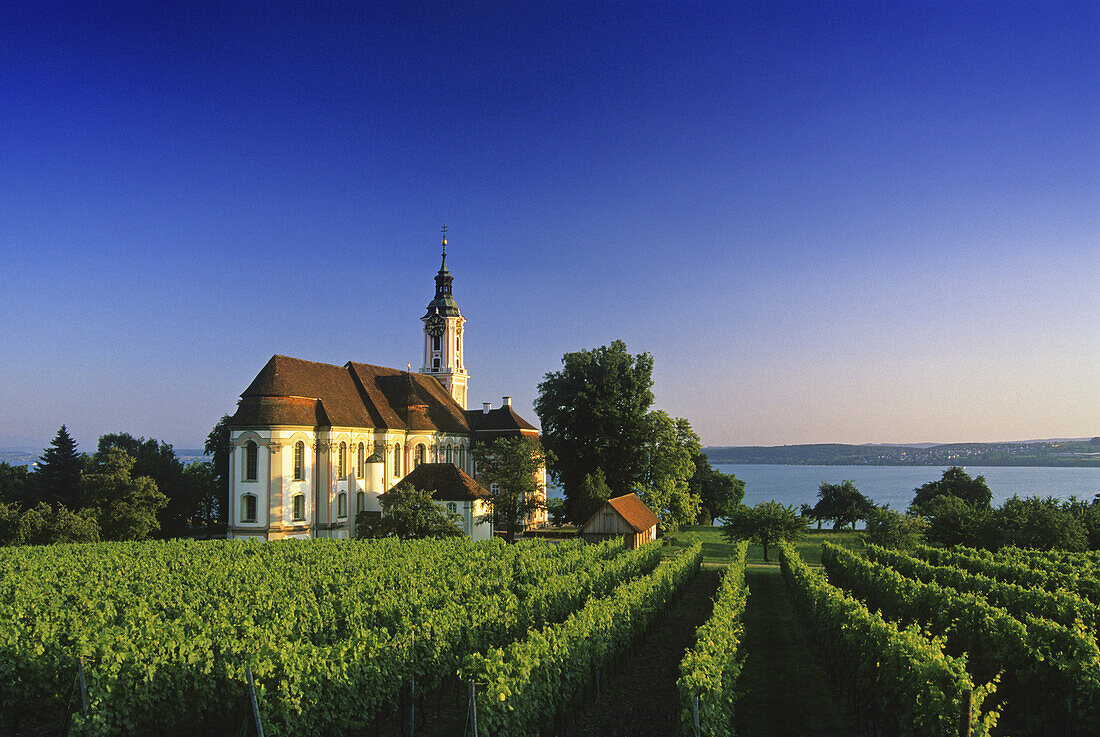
225, 235, 546, 541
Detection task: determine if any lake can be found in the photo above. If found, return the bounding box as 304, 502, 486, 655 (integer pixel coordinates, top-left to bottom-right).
715, 464, 1100, 513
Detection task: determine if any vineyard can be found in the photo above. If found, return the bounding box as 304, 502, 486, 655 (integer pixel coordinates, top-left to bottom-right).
0, 533, 1097, 736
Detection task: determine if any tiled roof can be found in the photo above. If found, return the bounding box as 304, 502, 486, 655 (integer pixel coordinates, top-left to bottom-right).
585, 493, 660, 533
229, 355, 472, 433
388, 463, 490, 501
465, 405, 539, 438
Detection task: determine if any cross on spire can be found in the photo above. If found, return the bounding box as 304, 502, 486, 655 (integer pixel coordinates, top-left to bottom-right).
441, 224, 447, 256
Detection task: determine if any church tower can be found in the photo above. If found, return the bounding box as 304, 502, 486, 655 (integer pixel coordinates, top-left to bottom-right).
421, 227, 469, 408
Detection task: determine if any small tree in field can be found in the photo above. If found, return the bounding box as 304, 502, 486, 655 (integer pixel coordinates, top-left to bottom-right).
723, 501, 809, 562
472, 436, 547, 543
358, 485, 463, 540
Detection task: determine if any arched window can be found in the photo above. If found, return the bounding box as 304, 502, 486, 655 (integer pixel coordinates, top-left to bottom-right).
415, 444, 425, 468
293, 441, 304, 481
357, 442, 365, 479
339, 442, 347, 480
432, 335, 441, 351
338, 492, 348, 519
292, 493, 305, 522
241, 494, 257, 522
243, 441, 258, 481
458, 446, 466, 471
356, 491, 365, 514
446, 445, 453, 464
394, 443, 402, 476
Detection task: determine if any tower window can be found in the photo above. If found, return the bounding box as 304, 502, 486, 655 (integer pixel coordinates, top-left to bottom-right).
433, 358, 440, 369
241, 494, 257, 523
243, 441, 258, 481
432, 335, 440, 351
293, 441, 304, 481
292, 493, 305, 521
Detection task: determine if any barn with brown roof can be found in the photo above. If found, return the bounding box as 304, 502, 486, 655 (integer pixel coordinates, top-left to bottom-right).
579, 493, 661, 549
223, 236, 547, 541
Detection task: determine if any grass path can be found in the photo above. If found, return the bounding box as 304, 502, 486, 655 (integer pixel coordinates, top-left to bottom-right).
567, 567, 723, 737
734, 565, 860, 737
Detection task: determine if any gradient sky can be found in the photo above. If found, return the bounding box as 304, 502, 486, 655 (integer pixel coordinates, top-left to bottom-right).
1, 1, 1097, 452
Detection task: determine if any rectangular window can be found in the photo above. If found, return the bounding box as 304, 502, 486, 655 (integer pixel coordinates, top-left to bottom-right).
293, 494, 305, 522
242, 495, 257, 523
244, 442, 258, 481
293, 442, 304, 481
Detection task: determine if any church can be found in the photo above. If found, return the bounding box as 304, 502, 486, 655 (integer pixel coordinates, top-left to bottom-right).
224, 233, 547, 541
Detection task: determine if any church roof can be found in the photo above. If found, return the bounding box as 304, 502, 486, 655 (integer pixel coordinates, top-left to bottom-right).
387, 463, 490, 501
230, 355, 471, 432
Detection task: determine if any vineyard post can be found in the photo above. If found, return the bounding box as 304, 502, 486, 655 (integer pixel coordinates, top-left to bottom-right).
246, 666, 264, 737
77, 657, 88, 719
467, 680, 478, 737
959, 690, 972, 737
409, 670, 415, 737
692, 696, 700, 737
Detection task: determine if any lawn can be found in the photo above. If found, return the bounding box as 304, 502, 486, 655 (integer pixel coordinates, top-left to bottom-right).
667, 525, 865, 566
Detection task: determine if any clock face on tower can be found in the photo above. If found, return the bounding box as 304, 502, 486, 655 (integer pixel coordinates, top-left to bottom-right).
426, 315, 445, 337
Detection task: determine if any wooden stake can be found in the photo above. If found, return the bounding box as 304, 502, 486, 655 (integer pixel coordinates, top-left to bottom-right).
959, 690, 972, 737
692, 696, 701, 737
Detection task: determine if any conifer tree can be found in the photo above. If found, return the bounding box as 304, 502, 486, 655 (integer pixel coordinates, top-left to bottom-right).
34, 425, 83, 508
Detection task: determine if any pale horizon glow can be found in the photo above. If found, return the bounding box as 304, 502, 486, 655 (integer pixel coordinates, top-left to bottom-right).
0, 2, 1096, 453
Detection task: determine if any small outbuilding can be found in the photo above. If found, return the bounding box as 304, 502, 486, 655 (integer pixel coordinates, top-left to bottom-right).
579, 493, 660, 549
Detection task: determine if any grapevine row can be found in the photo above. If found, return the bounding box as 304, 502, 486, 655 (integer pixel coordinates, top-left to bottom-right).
461, 540, 704, 736
821, 542, 1100, 736
0, 537, 654, 736
676, 540, 749, 737
863, 543, 1100, 634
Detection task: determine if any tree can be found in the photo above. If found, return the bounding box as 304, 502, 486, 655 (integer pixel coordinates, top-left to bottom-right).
813, 480, 874, 530
96, 433, 203, 538
923, 495, 993, 548
535, 340, 654, 523
80, 448, 168, 541
863, 506, 927, 550
546, 497, 568, 526
15, 503, 100, 545
471, 436, 547, 543
800, 503, 824, 530
637, 411, 700, 533
992, 496, 1087, 551
183, 461, 220, 533
33, 425, 83, 508
0, 462, 29, 507
575, 470, 612, 525
357, 485, 464, 540
723, 501, 809, 562
1065, 496, 1100, 550
204, 415, 232, 528
689, 451, 744, 524
910, 466, 992, 513
0, 502, 20, 544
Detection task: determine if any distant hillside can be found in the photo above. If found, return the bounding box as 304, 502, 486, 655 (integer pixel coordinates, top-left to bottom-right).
704, 439, 1100, 467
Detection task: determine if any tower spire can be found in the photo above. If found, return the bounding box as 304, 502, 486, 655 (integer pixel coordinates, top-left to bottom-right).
440, 224, 448, 267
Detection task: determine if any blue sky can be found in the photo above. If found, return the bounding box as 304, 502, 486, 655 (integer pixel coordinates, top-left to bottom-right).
1, 1, 1097, 451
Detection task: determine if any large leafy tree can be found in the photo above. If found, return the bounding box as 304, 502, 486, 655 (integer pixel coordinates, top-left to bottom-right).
34, 425, 84, 508
0, 462, 29, 507
96, 433, 205, 537
535, 340, 654, 523
724, 501, 809, 562
910, 466, 992, 513
689, 451, 745, 524
204, 415, 233, 527
863, 505, 927, 550
574, 469, 613, 525
357, 485, 463, 540
637, 411, 701, 532
993, 496, 1087, 551
15, 503, 100, 545
472, 436, 547, 544
923, 495, 994, 548
813, 480, 875, 530
80, 448, 168, 541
